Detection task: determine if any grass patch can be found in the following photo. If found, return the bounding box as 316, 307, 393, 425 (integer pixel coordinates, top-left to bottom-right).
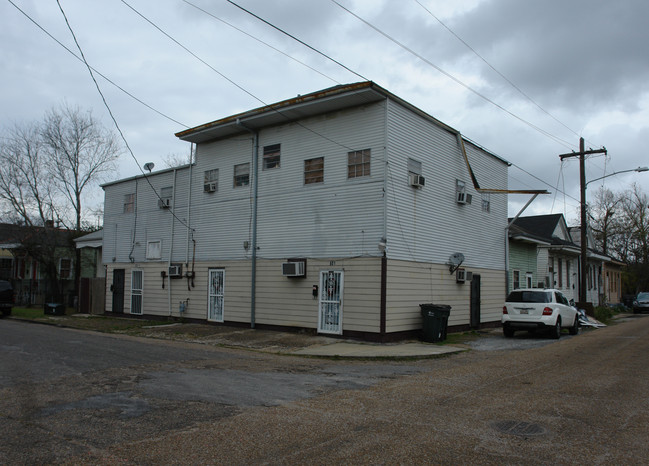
440, 330, 481, 345
11, 307, 48, 319
593, 305, 623, 325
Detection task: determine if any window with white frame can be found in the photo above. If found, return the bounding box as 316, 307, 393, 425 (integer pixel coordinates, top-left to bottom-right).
204, 169, 218, 192
481, 193, 491, 212
124, 193, 135, 213
146, 240, 162, 260
131, 270, 143, 315
59, 258, 72, 279
456, 180, 467, 203
407, 158, 422, 176
159, 186, 172, 208
347, 149, 370, 178
234, 163, 250, 187
263, 144, 281, 170
304, 157, 324, 184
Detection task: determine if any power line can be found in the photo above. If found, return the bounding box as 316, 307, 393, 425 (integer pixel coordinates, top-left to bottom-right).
54, 0, 191, 230
225, 0, 370, 82
119, 0, 361, 152
413, 0, 581, 140
180, 0, 340, 84
6, 0, 188, 129
330, 0, 575, 150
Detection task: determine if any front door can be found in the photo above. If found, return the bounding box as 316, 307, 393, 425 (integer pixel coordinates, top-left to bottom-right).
318, 270, 343, 334
208, 269, 225, 322
112, 269, 125, 314
470, 273, 481, 328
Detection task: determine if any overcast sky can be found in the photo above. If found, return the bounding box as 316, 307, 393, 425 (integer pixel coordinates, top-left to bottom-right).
2, 0, 648, 223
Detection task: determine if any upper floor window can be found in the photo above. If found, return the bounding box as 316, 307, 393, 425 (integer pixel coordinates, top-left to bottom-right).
59, 258, 72, 279
158, 186, 172, 208
407, 158, 422, 176
481, 193, 491, 212
124, 193, 135, 213
304, 157, 324, 185
263, 144, 281, 170
146, 240, 162, 260
204, 169, 219, 192
234, 163, 250, 187
347, 149, 370, 178
456, 180, 468, 204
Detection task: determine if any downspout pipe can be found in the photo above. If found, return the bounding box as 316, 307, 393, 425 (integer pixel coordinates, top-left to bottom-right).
185, 144, 195, 265
236, 119, 259, 329
168, 168, 178, 316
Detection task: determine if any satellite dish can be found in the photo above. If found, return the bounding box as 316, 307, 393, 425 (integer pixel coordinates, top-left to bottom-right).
143, 162, 155, 173
448, 252, 465, 273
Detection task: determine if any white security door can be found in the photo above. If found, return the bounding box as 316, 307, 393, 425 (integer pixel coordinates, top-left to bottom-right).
318, 270, 344, 334
130, 270, 143, 315
208, 269, 225, 322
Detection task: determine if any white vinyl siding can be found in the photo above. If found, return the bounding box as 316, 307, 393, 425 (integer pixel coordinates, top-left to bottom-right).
384, 99, 508, 270
386, 259, 504, 332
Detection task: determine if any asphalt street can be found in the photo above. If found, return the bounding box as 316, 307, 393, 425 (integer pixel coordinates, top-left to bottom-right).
1, 315, 648, 464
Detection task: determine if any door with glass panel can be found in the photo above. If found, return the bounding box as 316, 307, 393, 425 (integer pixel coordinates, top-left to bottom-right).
131, 270, 143, 315
318, 270, 343, 334
208, 269, 225, 322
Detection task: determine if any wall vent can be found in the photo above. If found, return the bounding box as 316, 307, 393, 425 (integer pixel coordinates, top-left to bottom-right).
168, 264, 182, 277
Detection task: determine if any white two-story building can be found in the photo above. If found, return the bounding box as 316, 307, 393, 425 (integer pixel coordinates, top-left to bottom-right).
102, 82, 510, 340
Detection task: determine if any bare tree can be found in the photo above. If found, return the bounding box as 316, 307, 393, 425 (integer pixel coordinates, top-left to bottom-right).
0, 104, 121, 303
162, 151, 192, 169
40, 104, 120, 231
0, 123, 54, 226
589, 187, 621, 256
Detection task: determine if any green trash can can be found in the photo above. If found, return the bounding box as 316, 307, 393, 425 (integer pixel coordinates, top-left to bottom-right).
420, 304, 451, 342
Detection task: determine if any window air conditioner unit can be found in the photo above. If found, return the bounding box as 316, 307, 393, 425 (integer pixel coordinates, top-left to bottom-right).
282, 261, 305, 277
158, 198, 171, 209
409, 174, 425, 188
204, 182, 217, 193
168, 264, 182, 277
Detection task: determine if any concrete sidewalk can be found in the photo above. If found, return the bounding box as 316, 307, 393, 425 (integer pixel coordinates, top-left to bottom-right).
8, 314, 467, 359
290, 341, 465, 358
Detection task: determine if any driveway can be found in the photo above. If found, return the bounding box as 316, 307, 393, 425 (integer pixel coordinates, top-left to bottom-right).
2, 315, 647, 464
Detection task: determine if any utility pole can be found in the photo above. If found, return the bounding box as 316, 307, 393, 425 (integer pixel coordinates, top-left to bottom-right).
558, 137, 607, 308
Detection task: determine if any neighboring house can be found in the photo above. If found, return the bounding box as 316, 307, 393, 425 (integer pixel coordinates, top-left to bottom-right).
568, 226, 610, 306
102, 82, 511, 340
507, 222, 551, 293
509, 214, 581, 302
509, 214, 614, 307
74, 229, 105, 278
0, 222, 76, 305
602, 259, 625, 305
75, 229, 106, 314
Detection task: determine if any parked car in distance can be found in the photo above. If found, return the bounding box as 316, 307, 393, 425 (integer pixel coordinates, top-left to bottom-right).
0, 280, 14, 316
633, 292, 649, 313
502, 289, 580, 339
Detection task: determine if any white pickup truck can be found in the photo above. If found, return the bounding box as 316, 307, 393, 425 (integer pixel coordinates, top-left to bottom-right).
502, 289, 580, 339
